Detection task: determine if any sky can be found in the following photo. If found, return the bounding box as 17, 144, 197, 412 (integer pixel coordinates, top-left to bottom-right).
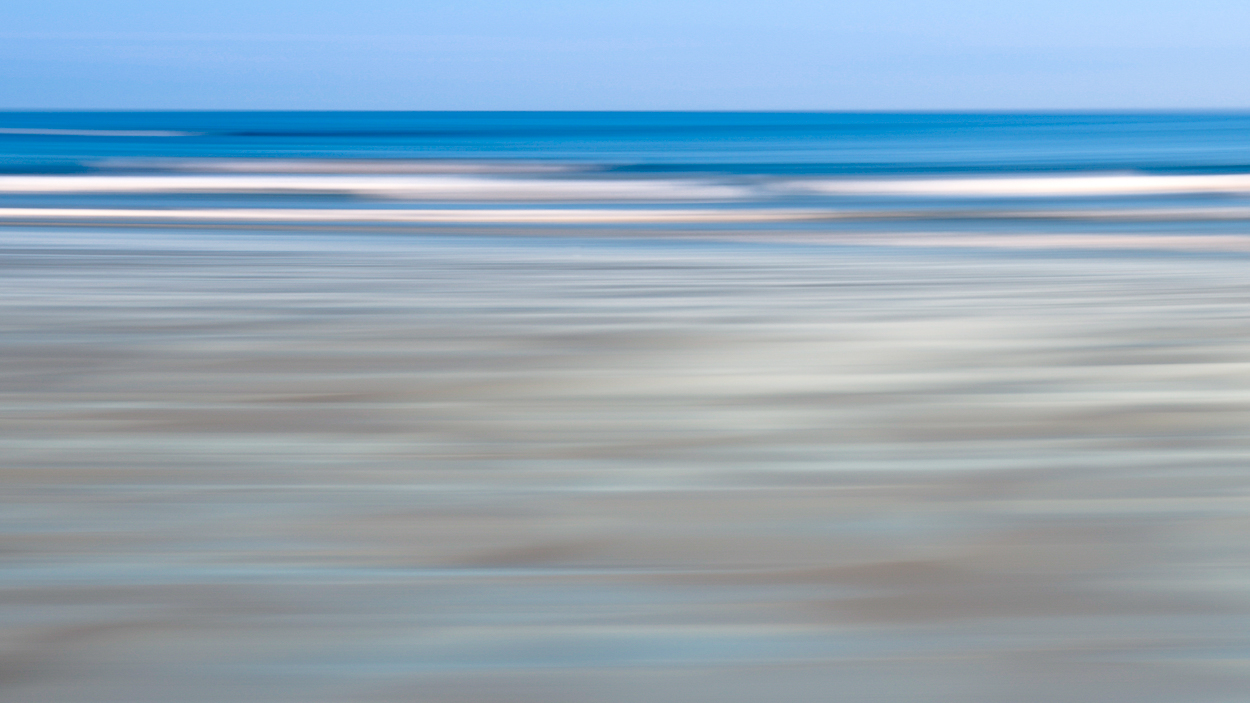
3, 0, 1249, 110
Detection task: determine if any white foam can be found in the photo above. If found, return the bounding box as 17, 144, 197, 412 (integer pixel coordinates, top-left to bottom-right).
0, 207, 826, 224
7, 205, 1250, 225
787, 173, 1250, 197
0, 174, 749, 201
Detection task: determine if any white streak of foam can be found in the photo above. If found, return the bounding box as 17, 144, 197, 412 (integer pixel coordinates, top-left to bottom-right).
0, 175, 749, 201
0, 207, 824, 224
788, 173, 1250, 197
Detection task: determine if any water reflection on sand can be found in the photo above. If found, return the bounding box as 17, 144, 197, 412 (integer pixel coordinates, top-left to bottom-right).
3, 227, 1250, 703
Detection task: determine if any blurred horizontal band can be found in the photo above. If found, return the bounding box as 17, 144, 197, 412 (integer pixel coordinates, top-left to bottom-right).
0, 207, 833, 224
6, 207, 1250, 225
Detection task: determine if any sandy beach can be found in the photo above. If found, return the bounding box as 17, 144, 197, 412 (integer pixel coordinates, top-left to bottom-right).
3, 225, 1250, 701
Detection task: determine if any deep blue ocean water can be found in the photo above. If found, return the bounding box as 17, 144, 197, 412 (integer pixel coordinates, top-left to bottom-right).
4, 111, 1250, 174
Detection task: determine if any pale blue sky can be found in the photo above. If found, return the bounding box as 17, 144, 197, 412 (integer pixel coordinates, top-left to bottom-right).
3, 0, 1248, 109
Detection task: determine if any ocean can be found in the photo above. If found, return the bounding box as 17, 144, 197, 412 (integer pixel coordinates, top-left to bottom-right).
4, 113, 1250, 703
5, 111, 1250, 241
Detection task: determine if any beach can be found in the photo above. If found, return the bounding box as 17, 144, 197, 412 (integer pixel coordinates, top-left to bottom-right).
4, 223, 1250, 702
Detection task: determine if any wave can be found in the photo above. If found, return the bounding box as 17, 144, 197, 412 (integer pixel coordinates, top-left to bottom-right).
7, 206, 1250, 225
786, 173, 1250, 197
0, 174, 747, 201
10, 166, 1250, 205
0, 207, 827, 224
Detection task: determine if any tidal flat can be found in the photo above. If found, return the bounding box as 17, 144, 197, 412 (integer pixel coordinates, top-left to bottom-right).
3, 226, 1250, 703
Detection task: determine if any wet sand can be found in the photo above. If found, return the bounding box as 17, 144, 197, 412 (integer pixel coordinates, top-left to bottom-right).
3, 227, 1250, 702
